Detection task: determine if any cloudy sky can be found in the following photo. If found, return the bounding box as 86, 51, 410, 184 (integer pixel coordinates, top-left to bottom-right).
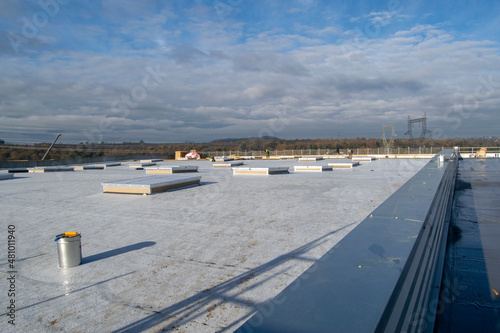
1, 0, 499, 143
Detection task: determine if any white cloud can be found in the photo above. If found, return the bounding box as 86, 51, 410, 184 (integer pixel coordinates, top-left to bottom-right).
1, 2, 500, 143
365, 11, 411, 26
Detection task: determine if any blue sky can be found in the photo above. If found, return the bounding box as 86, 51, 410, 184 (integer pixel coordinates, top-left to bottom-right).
1, 0, 499, 143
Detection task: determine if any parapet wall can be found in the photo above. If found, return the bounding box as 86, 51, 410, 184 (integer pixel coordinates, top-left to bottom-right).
236, 150, 459, 333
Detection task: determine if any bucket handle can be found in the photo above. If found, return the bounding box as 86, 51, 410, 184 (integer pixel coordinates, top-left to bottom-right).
54, 232, 78, 242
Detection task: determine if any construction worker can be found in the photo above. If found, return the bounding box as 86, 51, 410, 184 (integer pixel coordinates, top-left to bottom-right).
265, 149, 270, 158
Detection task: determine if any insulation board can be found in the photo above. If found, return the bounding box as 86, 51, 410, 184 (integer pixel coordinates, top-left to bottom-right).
232, 167, 289, 175
328, 162, 360, 168
293, 165, 333, 172
352, 157, 374, 161
74, 165, 105, 170
102, 175, 201, 195
145, 166, 199, 174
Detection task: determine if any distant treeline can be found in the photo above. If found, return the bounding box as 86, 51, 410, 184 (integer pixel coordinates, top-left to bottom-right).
0, 137, 499, 161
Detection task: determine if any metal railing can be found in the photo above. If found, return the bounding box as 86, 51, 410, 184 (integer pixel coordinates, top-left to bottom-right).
456, 147, 500, 155
200, 147, 448, 157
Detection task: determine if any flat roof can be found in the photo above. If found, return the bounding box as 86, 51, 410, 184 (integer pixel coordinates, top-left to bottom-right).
0, 158, 428, 332
435, 158, 500, 331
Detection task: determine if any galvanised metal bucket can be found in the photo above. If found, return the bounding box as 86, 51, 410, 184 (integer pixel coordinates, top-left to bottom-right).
56, 233, 82, 268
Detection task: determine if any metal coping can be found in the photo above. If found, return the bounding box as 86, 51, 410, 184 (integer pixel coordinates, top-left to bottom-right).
128, 162, 156, 167
139, 159, 163, 162
215, 157, 235, 162
92, 162, 121, 167
235, 149, 458, 333
8, 168, 29, 173
213, 161, 244, 167
328, 161, 360, 168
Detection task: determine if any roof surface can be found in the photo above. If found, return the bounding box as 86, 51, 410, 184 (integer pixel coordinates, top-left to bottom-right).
435, 158, 500, 331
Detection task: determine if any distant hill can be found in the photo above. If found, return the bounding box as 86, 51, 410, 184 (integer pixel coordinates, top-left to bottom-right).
210, 136, 280, 143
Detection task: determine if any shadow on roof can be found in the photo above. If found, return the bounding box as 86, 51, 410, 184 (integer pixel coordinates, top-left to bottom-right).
111, 224, 356, 333
82, 241, 156, 265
